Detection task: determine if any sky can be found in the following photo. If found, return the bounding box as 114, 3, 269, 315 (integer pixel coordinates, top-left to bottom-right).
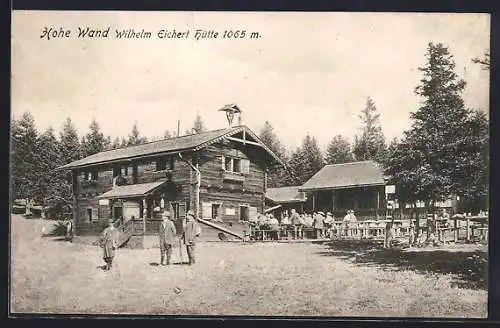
11, 11, 490, 152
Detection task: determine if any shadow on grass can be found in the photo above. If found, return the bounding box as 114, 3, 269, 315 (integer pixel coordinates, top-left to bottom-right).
149, 262, 190, 266
317, 239, 487, 290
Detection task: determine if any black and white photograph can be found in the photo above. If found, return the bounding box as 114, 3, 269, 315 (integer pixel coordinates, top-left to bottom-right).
10, 11, 490, 317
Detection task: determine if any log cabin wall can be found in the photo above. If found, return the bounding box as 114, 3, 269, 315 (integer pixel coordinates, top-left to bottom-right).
196, 142, 266, 223
73, 155, 194, 235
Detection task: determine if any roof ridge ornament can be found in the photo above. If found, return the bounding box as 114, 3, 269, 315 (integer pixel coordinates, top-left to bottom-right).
218, 103, 242, 127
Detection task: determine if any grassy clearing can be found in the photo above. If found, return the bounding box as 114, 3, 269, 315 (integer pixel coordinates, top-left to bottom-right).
10, 215, 487, 317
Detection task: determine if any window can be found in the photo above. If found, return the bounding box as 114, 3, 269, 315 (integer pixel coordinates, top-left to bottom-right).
121, 166, 129, 176
156, 157, 174, 171
222, 156, 250, 174
171, 202, 187, 220
86, 208, 93, 222
239, 205, 249, 221
212, 204, 221, 220
156, 158, 167, 171
84, 169, 98, 181
233, 158, 241, 173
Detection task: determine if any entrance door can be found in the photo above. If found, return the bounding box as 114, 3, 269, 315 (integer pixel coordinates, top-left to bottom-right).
114, 206, 123, 220
212, 203, 221, 220
240, 205, 249, 221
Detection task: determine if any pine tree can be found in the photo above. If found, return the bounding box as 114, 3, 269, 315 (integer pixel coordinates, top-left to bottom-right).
33, 127, 64, 217
11, 112, 38, 203
190, 113, 207, 134
109, 137, 120, 149
59, 118, 82, 164
103, 136, 112, 150
288, 135, 324, 184
324, 135, 353, 165
127, 122, 148, 146
472, 52, 490, 70
82, 119, 107, 157
384, 43, 488, 214
258, 121, 291, 187
353, 97, 387, 162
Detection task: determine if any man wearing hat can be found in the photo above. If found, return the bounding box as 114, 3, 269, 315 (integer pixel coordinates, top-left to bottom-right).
314, 211, 325, 239
324, 212, 334, 238
183, 210, 201, 265
158, 210, 176, 265
99, 219, 118, 271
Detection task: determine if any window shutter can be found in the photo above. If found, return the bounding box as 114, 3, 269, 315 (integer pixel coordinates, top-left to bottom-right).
249, 206, 258, 221
179, 202, 187, 219
221, 156, 226, 170
202, 202, 212, 220
241, 159, 250, 174
92, 208, 98, 222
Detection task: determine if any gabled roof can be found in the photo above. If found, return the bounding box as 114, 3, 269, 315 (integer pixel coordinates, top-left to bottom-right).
265, 186, 307, 204
300, 161, 386, 192
59, 125, 286, 170
97, 180, 167, 199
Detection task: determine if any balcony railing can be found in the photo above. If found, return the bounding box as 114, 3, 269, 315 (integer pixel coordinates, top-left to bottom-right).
80, 179, 99, 188
152, 169, 171, 180
222, 171, 245, 183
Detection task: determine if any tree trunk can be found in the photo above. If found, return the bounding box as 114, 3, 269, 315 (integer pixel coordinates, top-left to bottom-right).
425, 201, 437, 246
414, 203, 420, 245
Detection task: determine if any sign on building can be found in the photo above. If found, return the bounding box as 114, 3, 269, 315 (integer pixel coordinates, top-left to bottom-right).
385, 185, 396, 194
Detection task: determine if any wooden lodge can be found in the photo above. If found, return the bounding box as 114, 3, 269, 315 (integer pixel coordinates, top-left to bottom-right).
300, 161, 387, 220
58, 125, 286, 246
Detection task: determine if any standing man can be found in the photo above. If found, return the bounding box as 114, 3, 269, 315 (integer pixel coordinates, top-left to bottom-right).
183, 210, 201, 265
158, 211, 176, 265
314, 211, 325, 239
290, 209, 301, 240
99, 219, 118, 271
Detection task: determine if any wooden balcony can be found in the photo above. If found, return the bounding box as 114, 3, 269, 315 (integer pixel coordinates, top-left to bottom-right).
80, 179, 99, 189
222, 171, 245, 183
152, 169, 171, 181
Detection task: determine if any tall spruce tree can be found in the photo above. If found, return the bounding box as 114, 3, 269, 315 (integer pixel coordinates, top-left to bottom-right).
188, 113, 207, 134
353, 97, 387, 162
111, 137, 122, 149
324, 135, 353, 165
81, 119, 107, 157
288, 134, 324, 184
384, 42, 488, 214
59, 118, 82, 164
11, 112, 38, 202
33, 127, 66, 217
127, 122, 148, 146
258, 121, 291, 187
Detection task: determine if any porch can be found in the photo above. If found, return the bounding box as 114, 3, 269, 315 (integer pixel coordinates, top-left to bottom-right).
308, 185, 386, 220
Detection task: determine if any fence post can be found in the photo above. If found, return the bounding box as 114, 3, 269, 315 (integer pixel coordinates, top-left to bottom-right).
466, 217, 470, 242
454, 218, 458, 242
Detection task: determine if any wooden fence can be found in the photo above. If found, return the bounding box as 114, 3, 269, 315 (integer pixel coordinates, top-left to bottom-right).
249, 218, 488, 243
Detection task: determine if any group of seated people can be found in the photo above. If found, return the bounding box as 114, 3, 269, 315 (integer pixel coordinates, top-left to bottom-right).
246, 209, 359, 240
